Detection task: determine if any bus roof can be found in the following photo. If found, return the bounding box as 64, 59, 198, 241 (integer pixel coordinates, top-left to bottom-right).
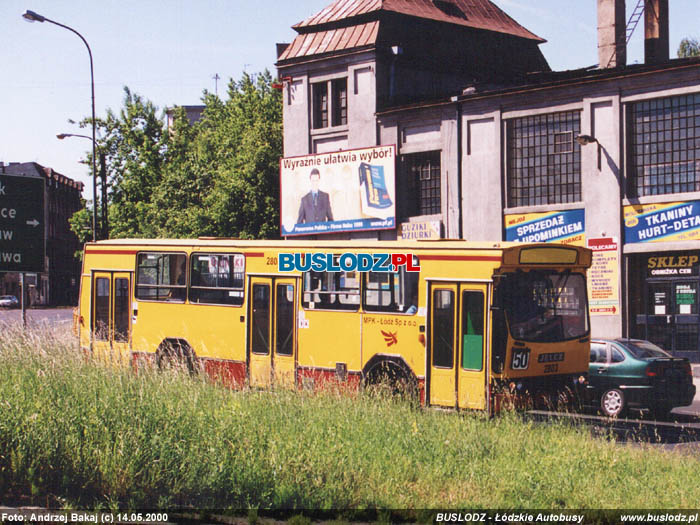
87, 237, 534, 251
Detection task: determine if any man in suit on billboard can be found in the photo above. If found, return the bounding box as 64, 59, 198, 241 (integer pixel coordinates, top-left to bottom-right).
297, 168, 334, 224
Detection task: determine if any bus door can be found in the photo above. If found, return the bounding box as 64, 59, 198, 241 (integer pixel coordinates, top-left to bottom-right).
428, 282, 488, 410
91, 271, 132, 363
247, 276, 297, 388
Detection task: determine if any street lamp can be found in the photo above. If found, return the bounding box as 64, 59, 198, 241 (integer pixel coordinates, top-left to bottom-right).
57, 133, 108, 239
576, 134, 602, 171
23, 9, 98, 242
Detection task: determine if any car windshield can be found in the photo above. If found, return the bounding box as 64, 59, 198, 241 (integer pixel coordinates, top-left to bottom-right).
619, 340, 671, 359
0, 296, 13, 300
496, 270, 588, 342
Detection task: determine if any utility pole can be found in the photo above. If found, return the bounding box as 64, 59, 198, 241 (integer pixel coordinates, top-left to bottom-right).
212, 73, 220, 97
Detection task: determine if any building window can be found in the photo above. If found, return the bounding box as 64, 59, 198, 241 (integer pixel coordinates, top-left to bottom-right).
627, 93, 700, 197
399, 151, 441, 217
506, 111, 581, 207
312, 82, 328, 129
312, 78, 347, 130
332, 78, 347, 126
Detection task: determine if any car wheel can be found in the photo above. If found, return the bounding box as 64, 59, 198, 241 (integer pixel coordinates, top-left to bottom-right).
600, 388, 625, 418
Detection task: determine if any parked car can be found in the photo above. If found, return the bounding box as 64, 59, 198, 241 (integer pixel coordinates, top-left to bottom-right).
0, 295, 19, 308
587, 338, 696, 418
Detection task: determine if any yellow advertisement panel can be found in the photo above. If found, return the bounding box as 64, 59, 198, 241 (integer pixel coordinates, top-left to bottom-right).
587, 237, 620, 316
624, 201, 700, 243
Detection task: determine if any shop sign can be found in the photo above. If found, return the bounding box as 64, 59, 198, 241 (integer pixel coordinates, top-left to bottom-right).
504, 209, 585, 246
587, 237, 620, 316
279, 145, 396, 236
646, 252, 700, 277
676, 283, 697, 315
624, 200, 700, 243
399, 220, 441, 240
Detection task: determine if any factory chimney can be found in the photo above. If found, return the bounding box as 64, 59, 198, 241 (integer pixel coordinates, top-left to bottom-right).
644, 0, 669, 64
597, 0, 626, 68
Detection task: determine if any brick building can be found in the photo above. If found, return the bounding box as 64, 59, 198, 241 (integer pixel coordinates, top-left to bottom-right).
0, 162, 84, 306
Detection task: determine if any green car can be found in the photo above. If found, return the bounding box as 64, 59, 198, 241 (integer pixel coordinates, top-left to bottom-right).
588, 339, 696, 418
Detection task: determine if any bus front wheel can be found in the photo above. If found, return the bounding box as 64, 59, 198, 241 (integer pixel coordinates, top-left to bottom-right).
363, 358, 418, 402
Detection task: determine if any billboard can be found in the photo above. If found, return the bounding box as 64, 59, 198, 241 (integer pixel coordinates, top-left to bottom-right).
624, 200, 700, 243
504, 209, 585, 246
280, 146, 396, 236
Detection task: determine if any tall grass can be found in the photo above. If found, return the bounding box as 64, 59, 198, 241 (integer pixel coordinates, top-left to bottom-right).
1, 324, 699, 512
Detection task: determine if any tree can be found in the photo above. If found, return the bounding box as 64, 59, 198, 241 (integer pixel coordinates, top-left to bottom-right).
148, 71, 282, 239
97, 87, 166, 238
200, 71, 282, 239
71, 71, 283, 241
68, 200, 93, 259
678, 37, 700, 58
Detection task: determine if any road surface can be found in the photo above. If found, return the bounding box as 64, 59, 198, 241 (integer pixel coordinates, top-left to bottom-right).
0, 306, 74, 326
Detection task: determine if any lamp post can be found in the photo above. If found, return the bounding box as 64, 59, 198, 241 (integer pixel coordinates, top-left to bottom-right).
23, 9, 98, 242
57, 133, 108, 239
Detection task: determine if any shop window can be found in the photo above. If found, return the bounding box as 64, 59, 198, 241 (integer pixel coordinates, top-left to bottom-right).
627, 93, 700, 197
312, 78, 348, 130
506, 111, 581, 207
136, 252, 187, 302
399, 151, 441, 217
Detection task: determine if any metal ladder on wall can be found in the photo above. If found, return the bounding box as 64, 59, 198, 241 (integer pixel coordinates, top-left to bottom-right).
606, 0, 646, 68
626, 0, 646, 43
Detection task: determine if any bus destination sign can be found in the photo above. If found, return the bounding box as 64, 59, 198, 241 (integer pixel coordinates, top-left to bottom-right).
0, 173, 45, 273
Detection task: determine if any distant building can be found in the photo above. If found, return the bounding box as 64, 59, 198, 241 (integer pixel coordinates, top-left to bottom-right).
166, 105, 206, 130
0, 162, 84, 306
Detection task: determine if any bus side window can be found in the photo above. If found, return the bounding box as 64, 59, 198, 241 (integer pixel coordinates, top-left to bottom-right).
189, 253, 245, 306
363, 257, 419, 314
302, 256, 359, 311
136, 252, 187, 302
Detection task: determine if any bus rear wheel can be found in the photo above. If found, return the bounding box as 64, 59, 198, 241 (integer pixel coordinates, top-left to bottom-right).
364, 359, 418, 402
156, 339, 197, 374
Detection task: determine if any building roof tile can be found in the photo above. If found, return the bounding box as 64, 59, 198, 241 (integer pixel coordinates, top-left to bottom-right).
293, 0, 543, 41
278, 21, 379, 61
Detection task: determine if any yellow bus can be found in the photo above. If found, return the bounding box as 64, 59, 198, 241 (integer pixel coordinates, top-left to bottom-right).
76, 239, 592, 412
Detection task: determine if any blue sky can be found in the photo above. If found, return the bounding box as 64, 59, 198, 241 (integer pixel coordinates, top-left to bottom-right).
2, 0, 699, 199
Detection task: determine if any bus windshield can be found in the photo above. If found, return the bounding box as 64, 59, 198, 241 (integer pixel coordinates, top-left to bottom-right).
497, 270, 588, 343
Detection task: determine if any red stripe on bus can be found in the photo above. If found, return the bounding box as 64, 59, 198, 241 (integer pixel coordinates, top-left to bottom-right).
420, 255, 502, 262
85, 249, 139, 255
84, 249, 266, 257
